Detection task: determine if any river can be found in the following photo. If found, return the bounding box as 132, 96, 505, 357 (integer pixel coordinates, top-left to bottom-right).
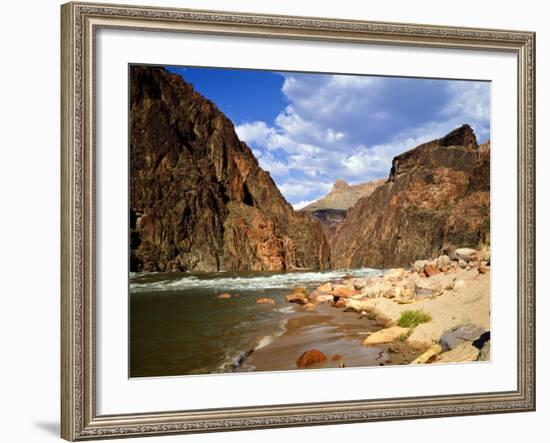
129, 268, 383, 377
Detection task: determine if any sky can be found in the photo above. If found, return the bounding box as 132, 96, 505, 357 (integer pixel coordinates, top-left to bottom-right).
166, 66, 490, 209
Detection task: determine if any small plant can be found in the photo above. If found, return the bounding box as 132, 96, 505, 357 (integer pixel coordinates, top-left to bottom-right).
397, 310, 432, 328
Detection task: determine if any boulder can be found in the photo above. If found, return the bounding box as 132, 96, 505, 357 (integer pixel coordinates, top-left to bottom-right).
332, 287, 360, 298
458, 259, 467, 268
217, 293, 232, 299
384, 268, 406, 281
256, 297, 275, 304
437, 342, 480, 363
313, 294, 336, 304
362, 281, 392, 298
400, 286, 414, 300
292, 286, 310, 296
362, 326, 410, 345
414, 279, 443, 299
476, 248, 491, 263
478, 341, 491, 361
473, 331, 491, 349
304, 302, 316, 311
413, 260, 429, 273
333, 298, 347, 308
436, 255, 451, 270
440, 323, 486, 351
411, 344, 442, 364
478, 265, 489, 274
381, 286, 397, 299
453, 248, 477, 261
296, 349, 327, 368
317, 282, 333, 292
285, 293, 307, 305
424, 263, 440, 277
352, 278, 369, 290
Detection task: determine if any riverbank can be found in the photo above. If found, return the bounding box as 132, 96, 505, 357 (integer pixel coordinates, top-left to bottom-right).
245, 303, 422, 371
244, 247, 490, 370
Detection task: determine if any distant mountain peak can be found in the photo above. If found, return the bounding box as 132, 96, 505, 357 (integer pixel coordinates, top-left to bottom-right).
332, 179, 350, 191
303, 178, 385, 212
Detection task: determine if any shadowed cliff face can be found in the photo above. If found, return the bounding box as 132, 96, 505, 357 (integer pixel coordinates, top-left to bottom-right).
331, 125, 490, 269
129, 66, 330, 272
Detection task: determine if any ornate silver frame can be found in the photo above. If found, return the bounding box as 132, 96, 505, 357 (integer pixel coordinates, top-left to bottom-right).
61, 1, 536, 440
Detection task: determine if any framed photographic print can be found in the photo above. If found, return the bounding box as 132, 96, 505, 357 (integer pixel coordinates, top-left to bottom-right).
61, 1, 536, 440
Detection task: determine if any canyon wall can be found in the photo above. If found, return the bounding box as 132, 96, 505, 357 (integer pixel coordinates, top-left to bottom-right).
130, 66, 330, 272
331, 125, 490, 268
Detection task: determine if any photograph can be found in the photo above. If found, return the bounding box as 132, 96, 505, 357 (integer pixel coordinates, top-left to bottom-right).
129, 64, 491, 377
56, 2, 536, 440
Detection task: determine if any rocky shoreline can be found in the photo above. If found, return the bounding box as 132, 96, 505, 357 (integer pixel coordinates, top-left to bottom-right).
245, 246, 490, 370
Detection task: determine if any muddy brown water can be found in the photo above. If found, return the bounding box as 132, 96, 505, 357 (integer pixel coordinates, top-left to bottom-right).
129, 269, 423, 377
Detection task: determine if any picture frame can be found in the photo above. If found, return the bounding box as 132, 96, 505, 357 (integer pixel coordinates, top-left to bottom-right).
61, 1, 536, 440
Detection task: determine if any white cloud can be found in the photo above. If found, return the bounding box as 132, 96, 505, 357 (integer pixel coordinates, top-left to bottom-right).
442, 81, 491, 140
235, 73, 490, 205
256, 154, 288, 177
278, 180, 333, 201
292, 199, 317, 210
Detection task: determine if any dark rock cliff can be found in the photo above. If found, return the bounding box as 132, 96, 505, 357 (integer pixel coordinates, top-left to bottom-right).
331, 125, 490, 269
130, 66, 330, 272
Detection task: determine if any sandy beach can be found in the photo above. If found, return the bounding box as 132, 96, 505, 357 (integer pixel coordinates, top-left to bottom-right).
245, 303, 422, 372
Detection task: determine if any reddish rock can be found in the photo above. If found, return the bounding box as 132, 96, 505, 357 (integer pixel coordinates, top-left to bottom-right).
317, 282, 334, 293
217, 293, 231, 299
333, 299, 347, 308
478, 265, 489, 274
292, 287, 309, 296
285, 293, 307, 305
331, 125, 489, 269
256, 297, 275, 304
296, 349, 327, 368
332, 287, 360, 298
310, 293, 335, 304
129, 66, 330, 272
331, 354, 344, 361
424, 263, 440, 277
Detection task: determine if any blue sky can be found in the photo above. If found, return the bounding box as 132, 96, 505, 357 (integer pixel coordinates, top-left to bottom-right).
166, 66, 490, 208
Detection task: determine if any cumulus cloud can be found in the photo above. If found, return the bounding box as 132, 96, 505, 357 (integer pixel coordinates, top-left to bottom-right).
292, 199, 318, 210
235, 73, 490, 205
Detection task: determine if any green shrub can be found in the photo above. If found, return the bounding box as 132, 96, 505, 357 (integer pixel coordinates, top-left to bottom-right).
397, 310, 432, 328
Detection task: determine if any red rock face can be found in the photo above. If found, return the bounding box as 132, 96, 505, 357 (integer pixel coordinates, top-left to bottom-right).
129, 66, 330, 272
331, 125, 490, 269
